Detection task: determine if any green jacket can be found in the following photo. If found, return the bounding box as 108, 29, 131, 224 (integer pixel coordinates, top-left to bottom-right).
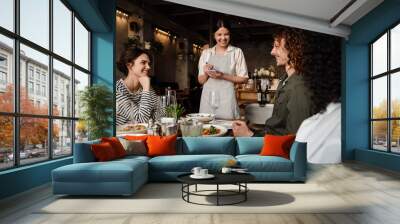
255, 74, 313, 136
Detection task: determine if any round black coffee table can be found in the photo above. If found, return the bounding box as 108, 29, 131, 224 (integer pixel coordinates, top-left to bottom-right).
177, 173, 255, 206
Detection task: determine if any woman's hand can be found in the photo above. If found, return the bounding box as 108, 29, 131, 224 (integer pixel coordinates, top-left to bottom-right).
209, 70, 224, 79
138, 76, 151, 91
203, 64, 214, 76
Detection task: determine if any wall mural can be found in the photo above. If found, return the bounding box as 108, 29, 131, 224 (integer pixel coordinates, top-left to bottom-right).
115, 0, 342, 164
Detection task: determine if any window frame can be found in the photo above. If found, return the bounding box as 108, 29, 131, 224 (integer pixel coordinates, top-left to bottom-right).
370, 20, 400, 154
0, 0, 92, 171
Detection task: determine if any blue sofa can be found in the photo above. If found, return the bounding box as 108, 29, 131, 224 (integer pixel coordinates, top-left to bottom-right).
52, 137, 307, 196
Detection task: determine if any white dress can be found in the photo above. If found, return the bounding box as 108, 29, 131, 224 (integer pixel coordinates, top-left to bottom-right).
295, 103, 341, 164
198, 45, 248, 120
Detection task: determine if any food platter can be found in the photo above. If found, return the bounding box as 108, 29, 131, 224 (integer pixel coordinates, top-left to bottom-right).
117, 123, 147, 135
186, 113, 215, 123
201, 124, 227, 137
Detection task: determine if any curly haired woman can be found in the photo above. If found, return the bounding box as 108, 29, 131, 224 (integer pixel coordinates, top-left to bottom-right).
233, 28, 313, 136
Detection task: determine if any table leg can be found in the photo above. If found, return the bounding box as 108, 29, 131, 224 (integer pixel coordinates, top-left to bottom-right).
217, 184, 219, 206
245, 183, 247, 201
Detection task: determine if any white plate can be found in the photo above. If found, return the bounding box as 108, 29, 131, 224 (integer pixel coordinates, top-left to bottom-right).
190, 174, 215, 179
186, 113, 215, 123
212, 120, 234, 129
202, 124, 227, 137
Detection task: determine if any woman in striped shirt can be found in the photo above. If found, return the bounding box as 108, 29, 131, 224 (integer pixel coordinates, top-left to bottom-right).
116, 47, 162, 126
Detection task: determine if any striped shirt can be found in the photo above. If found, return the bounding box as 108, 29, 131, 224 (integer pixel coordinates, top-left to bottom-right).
116, 79, 162, 125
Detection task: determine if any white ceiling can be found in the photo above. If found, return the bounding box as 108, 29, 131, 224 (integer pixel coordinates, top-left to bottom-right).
163, 0, 384, 38
225, 0, 352, 22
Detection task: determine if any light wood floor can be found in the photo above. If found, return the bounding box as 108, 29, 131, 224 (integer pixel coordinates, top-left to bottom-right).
1, 162, 400, 224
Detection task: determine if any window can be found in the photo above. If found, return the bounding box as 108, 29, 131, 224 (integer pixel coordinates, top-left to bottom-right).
20, 0, 49, 49
0, 71, 6, 85
0, 54, 7, 67
42, 85, 46, 97
28, 67, 34, 80
0, 0, 14, 32
0, 0, 91, 170
0, 54, 7, 87
371, 23, 400, 154
75, 18, 90, 70
35, 70, 41, 81
0, 34, 13, 114
36, 83, 40, 95
28, 81, 34, 94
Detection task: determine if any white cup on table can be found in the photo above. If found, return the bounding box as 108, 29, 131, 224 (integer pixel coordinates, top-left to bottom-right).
191, 167, 202, 176
199, 169, 209, 176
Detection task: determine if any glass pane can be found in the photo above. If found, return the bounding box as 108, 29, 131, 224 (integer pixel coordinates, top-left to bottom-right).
0, 0, 14, 31
20, 0, 49, 49
372, 33, 387, 76
20, 117, 49, 165
391, 24, 400, 70
0, 116, 14, 170
372, 77, 387, 119
53, 119, 72, 158
53, 59, 72, 117
53, 0, 72, 60
74, 69, 89, 118
391, 72, 400, 118
391, 120, 400, 153
74, 17, 89, 70
20, 44, 49, 115
0, 34, 14, 112
75, 120, 88, 143
372, 121, 388, 151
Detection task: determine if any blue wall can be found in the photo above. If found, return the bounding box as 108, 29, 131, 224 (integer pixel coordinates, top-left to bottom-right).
0, 0, 116, 200
344, 0, 400, 171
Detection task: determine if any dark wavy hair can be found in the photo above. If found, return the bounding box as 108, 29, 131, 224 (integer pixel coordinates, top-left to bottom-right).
302, 32, 341, 114
214, 18, 232, 32
116, 47, 150, 77
274, 28, 341, 114
273, 28, 306, 74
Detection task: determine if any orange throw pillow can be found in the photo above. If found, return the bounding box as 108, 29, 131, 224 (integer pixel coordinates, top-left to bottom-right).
260, 134, 296, 159
146, 134, 177, 157
91, 142, 117, 161
124, 135, 148, 141
101, 137, 126, 158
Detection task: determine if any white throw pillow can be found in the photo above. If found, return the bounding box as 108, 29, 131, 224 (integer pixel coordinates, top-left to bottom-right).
118, 138, 147, 156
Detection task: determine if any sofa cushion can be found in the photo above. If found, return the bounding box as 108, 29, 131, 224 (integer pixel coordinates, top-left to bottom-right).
235, 137, 263, 155
101, 137, 127, 158
91, 142, 118, 161
180, 137, 235, 155
260, 134, 295, 159
148, 154, 235, 172
52, 159, 147, 183
236, 155, 293, 172
147, 134, 177, 157
119, 138, 147, 156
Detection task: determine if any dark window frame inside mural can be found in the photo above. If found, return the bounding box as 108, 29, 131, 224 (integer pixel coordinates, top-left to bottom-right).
370, 21, 400, 154
0, 0, 91, 171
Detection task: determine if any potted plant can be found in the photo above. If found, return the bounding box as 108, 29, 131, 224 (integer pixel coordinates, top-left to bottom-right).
165, 103, 185, 120
79, 84, 113, 140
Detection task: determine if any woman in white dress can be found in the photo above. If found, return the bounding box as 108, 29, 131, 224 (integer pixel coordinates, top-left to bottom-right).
198, 19, 248, 120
